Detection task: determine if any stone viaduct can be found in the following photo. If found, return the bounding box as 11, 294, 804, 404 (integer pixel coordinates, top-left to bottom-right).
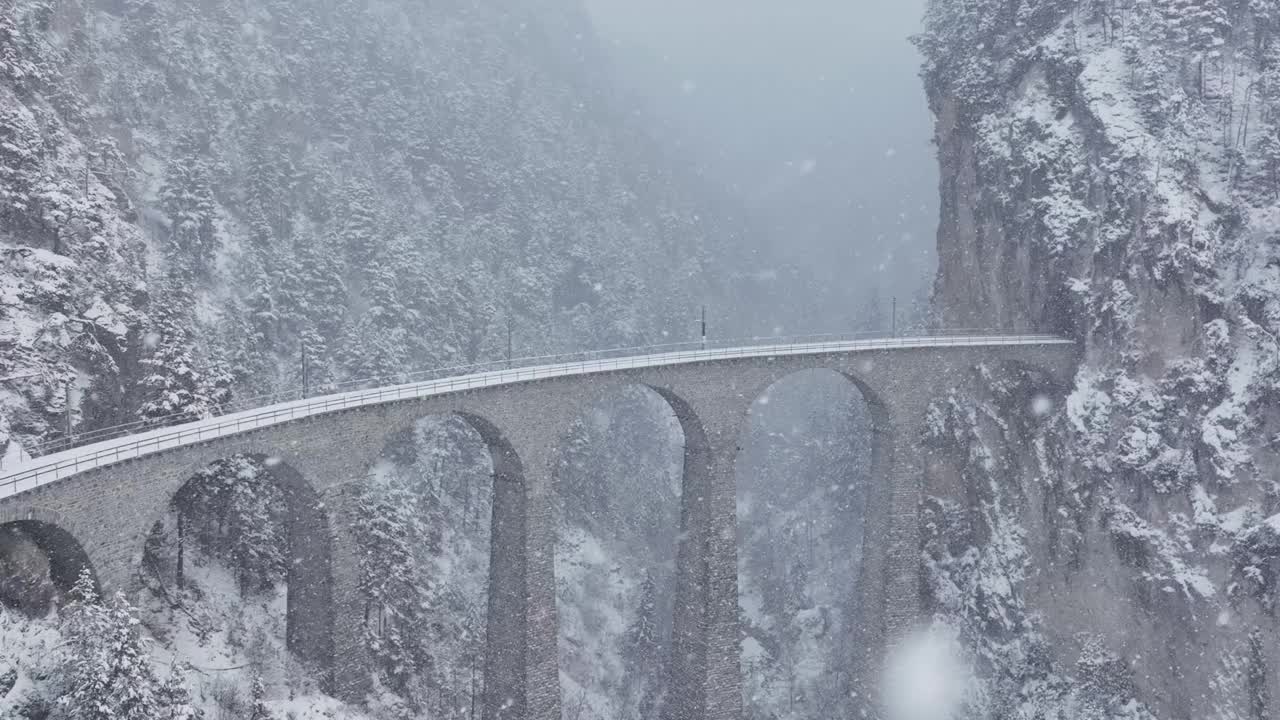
0, 335, 1077, 720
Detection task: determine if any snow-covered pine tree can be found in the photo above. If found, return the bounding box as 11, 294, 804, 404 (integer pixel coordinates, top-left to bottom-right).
249, 675, 273, 720
339, 179, 380, 269
293, 228, 347, 343
58, 569, 197, 720
175, 455, 287, 596
243, 132, 297, 252
1176, 0, 1232, 96
218, 250, 284, 397
339, 246, 409, 382
136, 277, 230, 425
158, 133, 219, 279
623, 572, 663, 718
158, 665, 202, 720
226, 470, 287, 596
354, 479, 431, 694
625, 573, 659, 660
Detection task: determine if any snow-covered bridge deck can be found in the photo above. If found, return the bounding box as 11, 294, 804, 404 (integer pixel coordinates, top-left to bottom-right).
0, 332, 1072, 499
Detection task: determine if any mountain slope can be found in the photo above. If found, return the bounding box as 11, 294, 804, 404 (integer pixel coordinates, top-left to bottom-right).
0, 0, 737, 459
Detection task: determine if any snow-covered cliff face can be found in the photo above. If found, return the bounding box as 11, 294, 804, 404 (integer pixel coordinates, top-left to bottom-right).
0, 0, 749, 458
919, 2, 1280, 718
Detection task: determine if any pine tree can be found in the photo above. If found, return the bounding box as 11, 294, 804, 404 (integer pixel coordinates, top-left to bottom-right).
1258, 126, 1280, 196
354, 480, 431, 692
249, 675, 274, 720
58, 569, 196, 720
136, 277, 230, 425
122, 0, 165, 58
1162, 0, 1231, 94
623, 572, 663, 719
226, 469, 287, 595
176, 455, 287, 595
1184, 0, 1232, 59
1254, 0, 1280, 51
159, 134, 219, 279
294, 229, 348, 343
158, 666, 202, 720
244, 133, 297, 251
340, 246, 409, 381
340, 179, 380, 268
219, 250, 283, 396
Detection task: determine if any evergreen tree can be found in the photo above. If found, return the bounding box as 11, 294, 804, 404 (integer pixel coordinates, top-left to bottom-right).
625, 573, 659, 659
354, 480, 431, 693
294, 229, 348, 343
340, 246, 409, 381
1181, 0, 1232, 59
137, 278, 231, 425
249, 675, 274, 720
58, 569, 196, 720
158, 666, 202, 720
176, 455, 287, 595
158, 134, 219, 278
244, 133, 297, 250
1258, 126, 1280, 196
623, 572, 663, 720
339, 179, 380, 268
1162, 0, 1232, 93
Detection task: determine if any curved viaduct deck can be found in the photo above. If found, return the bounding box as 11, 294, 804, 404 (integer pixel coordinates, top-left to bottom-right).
0, 333, 1077, 720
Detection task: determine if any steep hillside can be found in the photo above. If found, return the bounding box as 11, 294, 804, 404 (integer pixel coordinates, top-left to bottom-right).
919, 1, 1280, 717
0, 0, 742, 460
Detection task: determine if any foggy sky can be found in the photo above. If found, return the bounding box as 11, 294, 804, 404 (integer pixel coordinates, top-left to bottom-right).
585, 0, 936, 330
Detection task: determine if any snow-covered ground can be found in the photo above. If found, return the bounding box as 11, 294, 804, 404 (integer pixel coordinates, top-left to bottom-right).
0, 553, 379, 718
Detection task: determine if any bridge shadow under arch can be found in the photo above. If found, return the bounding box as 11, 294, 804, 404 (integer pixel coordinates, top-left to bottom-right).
146, 454, 334, 673
0, 515, 97, 614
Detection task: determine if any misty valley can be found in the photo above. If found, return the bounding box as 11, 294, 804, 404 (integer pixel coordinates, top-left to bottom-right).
2, 1, 1280, 720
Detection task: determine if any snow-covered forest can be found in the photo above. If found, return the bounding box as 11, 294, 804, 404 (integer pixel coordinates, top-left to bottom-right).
0, 0, 794, 460
3, 0, 1280, 718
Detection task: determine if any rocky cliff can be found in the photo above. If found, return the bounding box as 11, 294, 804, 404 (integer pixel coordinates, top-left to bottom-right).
920, 1, 1280, 718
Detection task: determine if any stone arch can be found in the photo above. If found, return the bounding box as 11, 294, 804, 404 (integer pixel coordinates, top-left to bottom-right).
458, 411, 532, 720
366, 409, 529, 720
625, 383, 720, 720
824, 368, 901, 707
734, 368, 889, 717
153, 453, 334, 670
551, 382, 689, 720
0, 507, 98, 614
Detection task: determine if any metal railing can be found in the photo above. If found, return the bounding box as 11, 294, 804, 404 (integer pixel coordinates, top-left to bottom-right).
0, 330, 1073, 499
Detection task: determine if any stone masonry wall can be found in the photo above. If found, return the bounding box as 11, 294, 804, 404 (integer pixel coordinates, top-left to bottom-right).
0, 342, 1078, 720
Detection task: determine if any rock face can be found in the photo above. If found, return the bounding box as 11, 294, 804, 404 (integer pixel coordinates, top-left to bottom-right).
919, 2, 1280, 718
